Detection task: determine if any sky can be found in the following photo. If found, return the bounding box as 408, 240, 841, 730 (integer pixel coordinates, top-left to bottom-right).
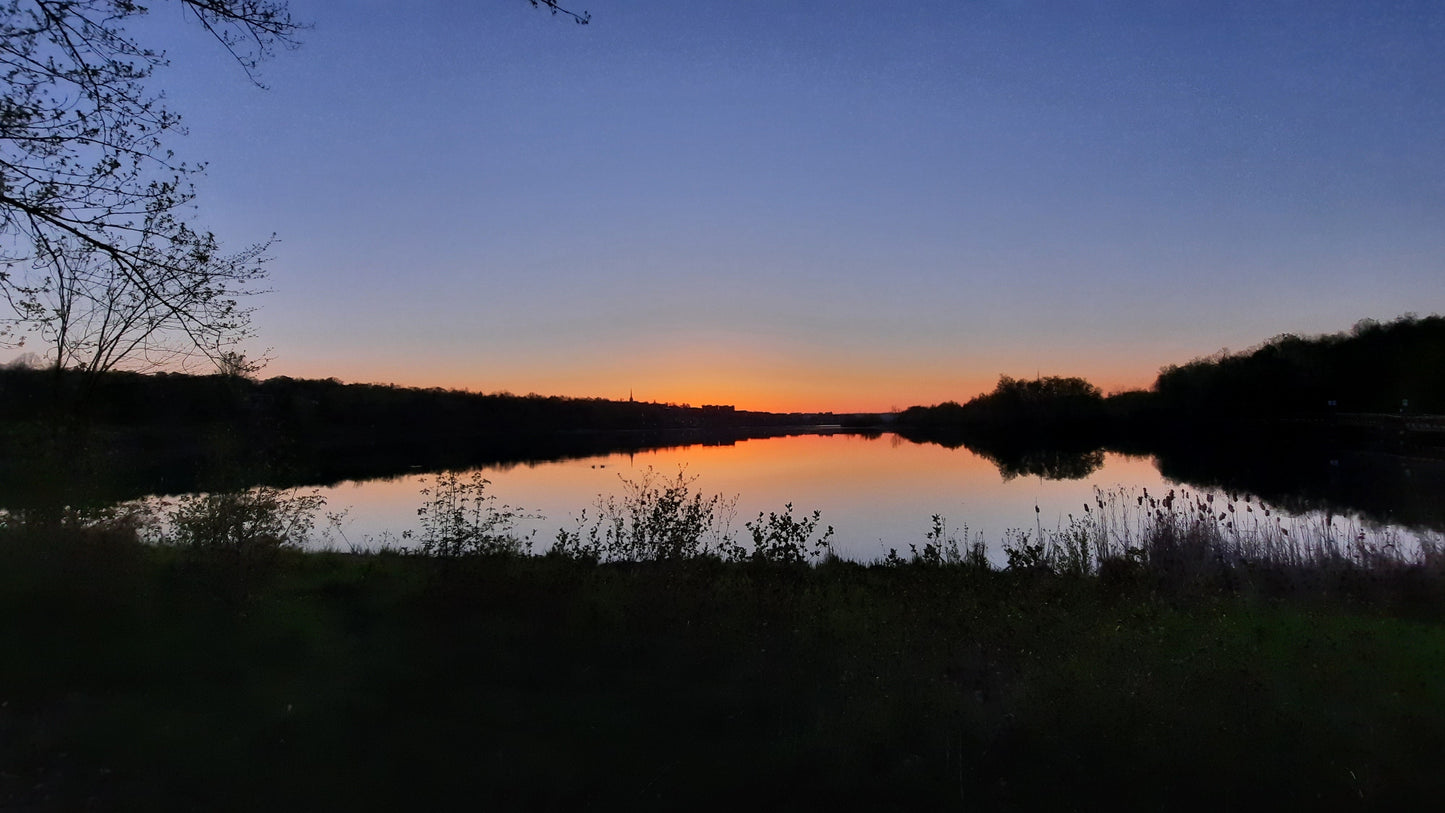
84, 0, 1445, 412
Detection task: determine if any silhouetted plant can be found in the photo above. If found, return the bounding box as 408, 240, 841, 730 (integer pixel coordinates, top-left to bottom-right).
161, 486, 324, 602
551, 467, 736, 562
1046, 514, 1094, 577
0, 499, 159, 542
733, 503, 834, 565
1002, 529, 1048, 572
167, 487, 322, 552
408, 471, 535, 557
985, 484, 1445, 594
909, 514, 988, 568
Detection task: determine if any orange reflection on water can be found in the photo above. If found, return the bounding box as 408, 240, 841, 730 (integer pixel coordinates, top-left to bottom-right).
315, 433, 1177, 561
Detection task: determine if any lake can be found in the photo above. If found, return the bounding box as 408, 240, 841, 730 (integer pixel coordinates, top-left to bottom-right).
306, 431, 1441, 562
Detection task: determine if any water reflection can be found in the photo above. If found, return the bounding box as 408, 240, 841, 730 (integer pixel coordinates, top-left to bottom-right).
5, 428, 1441, 560
1147, 438, 1445, 533
892, 428, 1108, 481
311, 437, 1179, 561
0, 427, 831, 512
892, 428, 1445, 533
977, 447, 1105, 482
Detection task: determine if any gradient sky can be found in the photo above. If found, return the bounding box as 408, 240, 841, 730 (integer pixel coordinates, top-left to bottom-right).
85, 0, 1445, 411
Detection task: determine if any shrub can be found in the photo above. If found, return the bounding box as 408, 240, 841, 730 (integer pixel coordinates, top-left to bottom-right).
1002, 529, 1048, 572
733, 503, 834, 565
167, 487, 324, 554
162, 486, 326, 602
409, 471, 535, 557
909, 514, 989, 569
551, 467, 737, 562
0, 500, 160, 541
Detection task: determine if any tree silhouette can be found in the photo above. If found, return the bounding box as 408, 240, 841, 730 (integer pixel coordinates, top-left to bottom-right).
530, 0, 590, 25
0, 1, 301, 376
2, 1, 589, 378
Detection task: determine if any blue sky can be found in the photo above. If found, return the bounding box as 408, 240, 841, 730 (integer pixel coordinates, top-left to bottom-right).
110, 0, 1445, 410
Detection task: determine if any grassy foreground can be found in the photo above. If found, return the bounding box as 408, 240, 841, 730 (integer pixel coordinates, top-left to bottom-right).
4, 528, 1445, 811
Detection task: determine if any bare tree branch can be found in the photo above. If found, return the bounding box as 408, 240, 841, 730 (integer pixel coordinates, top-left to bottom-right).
2, 1, 586, 380
0, 1, 299, 375
529, 0, 590, 25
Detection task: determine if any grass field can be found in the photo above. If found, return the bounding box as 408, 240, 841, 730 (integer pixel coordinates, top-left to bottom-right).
4, 520, 1445, 810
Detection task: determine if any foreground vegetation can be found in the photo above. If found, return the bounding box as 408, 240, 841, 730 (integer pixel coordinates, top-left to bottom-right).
4, 475, 1445, 810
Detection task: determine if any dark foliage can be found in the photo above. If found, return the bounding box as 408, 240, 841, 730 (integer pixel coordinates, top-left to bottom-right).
0, 367, 839, 433
897, 375, 1106, 440
896, 316, 1445, 481
0, 367, 855, 511
1152, 314, 1445, 418
894, 376, 1110, 479
899, 315, 1445, 450
5, 526, 1445, 809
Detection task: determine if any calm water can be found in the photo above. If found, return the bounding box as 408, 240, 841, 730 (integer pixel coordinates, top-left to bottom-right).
308, 432, 1433, 562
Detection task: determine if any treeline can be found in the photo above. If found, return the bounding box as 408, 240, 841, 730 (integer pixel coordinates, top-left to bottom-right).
896, 375, 1109, 440
0, 369, 836, 438
897, 314, 1445, 446
1152, 314, 1445, 419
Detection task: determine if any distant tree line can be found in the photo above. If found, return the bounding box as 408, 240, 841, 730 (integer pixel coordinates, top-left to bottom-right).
896, 314, 1445, 450
1150, 315, 1445, 419
896, 375, 1107, 440
0, 367, 838, 439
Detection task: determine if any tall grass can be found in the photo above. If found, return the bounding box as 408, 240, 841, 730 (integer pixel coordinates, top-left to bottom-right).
997, 486, 1445, 598
8, 473, 1442, 601
547, 467, 840, 565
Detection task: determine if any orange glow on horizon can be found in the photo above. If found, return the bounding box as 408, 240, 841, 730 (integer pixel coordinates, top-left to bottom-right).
267, 349, 1163, 414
